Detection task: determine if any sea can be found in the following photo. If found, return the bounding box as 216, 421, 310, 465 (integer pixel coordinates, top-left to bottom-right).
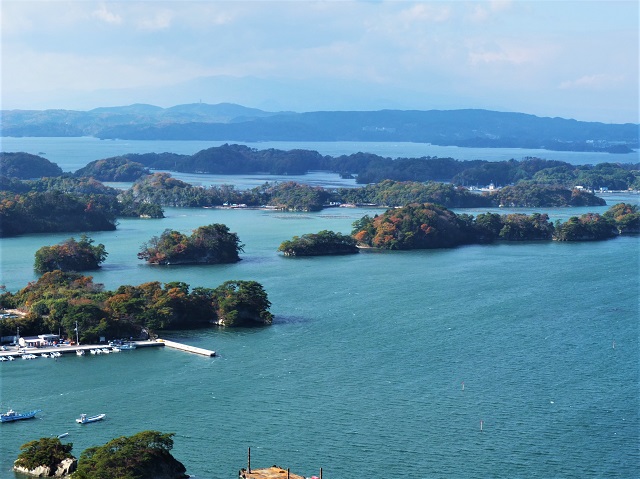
0, 138, 638, 479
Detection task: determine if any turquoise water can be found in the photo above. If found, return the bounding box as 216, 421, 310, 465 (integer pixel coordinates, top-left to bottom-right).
0, 139, 638, 478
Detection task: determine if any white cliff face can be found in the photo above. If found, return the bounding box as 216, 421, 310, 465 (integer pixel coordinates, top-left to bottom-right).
13, 457, 77, 477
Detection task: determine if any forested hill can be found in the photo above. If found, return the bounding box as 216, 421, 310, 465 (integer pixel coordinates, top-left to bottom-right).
2, 103, 637, 152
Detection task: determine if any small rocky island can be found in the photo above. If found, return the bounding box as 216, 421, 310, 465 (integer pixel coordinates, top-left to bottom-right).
14, 431, 187, 479
13, 437, 76, 477
278, 230, 359, 256
138, 223, 243, 265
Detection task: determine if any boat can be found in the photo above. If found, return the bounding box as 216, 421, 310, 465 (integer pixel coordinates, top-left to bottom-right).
76, 413, 106, 424
1, 408, 42, 423
120, 342, 136, 350
76, 350, 85, 356
57, 432, 69, 439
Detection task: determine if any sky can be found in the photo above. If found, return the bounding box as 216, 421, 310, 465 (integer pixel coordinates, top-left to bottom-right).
1, 0, 638, 123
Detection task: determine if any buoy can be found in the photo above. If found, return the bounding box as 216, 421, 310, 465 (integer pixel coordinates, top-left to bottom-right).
461, 381, 465, 390
480, 420, 484, 431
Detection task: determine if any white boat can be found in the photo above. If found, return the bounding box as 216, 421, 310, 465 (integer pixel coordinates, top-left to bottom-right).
41, 353, 50, 358
101, 348, 110, 354
57, 432, 69, 439
120, 342, 137, 350
76, 350, 85, 356
111, 347, 121, 352
76, 413, 105, 424
7, 356, 14, 361
0, 357, 7, 362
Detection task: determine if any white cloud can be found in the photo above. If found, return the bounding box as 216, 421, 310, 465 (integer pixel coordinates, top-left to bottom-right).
468, 44, 541, 66
92, 4, 122, 25
136, 9, 173, 31
559, 74, 625, 90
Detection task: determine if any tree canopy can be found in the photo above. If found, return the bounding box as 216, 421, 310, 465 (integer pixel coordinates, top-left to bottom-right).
34, 235, 108, 273
14, 437, 74, 472
0, 152, 63, 179
0, 273, 273, 340
73, 431, 187, 479
278, 230, 358, 256
138, 224, 244, 265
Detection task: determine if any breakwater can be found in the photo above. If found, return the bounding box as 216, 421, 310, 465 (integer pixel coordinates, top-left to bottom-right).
0, 339, 214, 360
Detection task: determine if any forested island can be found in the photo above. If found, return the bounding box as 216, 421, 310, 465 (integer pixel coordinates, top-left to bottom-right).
278, 230, 358, 256
351, 202, 638, 249
14, 431, 187, 479
0, 272, 274, 341
138, 224, 243, 265
0, 146, 636, 236
34, 235, 107, 273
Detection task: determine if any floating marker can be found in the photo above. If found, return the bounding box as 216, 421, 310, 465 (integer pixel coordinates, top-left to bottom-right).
480, 420, 484, 431
461, 381, 465, 390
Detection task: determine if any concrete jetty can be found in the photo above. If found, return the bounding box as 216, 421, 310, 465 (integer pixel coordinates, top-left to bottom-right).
0, 339, 216, 360
239, 448, 321, 479
156, 339, 216, 357
0, 341, 163, 360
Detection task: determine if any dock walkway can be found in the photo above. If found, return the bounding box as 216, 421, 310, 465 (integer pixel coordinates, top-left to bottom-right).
156, 339, 216, 357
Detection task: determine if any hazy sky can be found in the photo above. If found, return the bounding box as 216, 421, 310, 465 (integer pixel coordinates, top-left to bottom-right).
1, 0, 638, 123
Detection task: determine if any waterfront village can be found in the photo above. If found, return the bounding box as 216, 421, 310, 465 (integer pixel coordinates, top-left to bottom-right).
0, 309, 216, 361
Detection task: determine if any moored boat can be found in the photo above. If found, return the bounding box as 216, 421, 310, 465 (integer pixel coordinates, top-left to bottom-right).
1, 408, 42, 423
76, 413, 106, 424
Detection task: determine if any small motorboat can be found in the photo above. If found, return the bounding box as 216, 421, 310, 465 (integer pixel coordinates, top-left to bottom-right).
76, 413, 106, 424
1, 408, 42, 423
76, 350, 85, 356
57, 432, 69, 439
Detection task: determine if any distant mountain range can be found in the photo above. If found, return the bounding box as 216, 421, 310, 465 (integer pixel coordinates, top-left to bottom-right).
2, 103, 638, 153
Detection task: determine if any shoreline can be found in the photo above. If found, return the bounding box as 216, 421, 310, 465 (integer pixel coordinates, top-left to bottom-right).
0, 340, 161, 360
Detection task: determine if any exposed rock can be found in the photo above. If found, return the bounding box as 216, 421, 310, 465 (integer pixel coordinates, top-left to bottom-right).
13, 457, 77, 477
55, 458, 77, 476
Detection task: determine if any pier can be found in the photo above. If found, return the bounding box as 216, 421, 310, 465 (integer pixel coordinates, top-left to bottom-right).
0, 339, 216, 360
0, 341, 163, 360
239, 448, 322, 479
156, 339, 216, 357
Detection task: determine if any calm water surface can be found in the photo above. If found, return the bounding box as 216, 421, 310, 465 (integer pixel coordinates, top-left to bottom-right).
0, 139, 638, 479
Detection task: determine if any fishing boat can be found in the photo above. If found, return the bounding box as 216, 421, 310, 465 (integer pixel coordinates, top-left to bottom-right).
1, 408, 42, 423
120, 342, 136, 350
76, 413, 106, 424
76, 350, 85, 356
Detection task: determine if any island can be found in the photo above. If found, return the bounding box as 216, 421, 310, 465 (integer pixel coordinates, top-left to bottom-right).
138, 224, 244, 265
14, 437, 76, 477
14, 431, 187, 479
0, 272, 273, 341
73, 156, 150, 182
553, 213, 617, 241
0, 152, 63, 179
34, 235, 108, 273
278, 230, 359, 256
351, 202, 636, 250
